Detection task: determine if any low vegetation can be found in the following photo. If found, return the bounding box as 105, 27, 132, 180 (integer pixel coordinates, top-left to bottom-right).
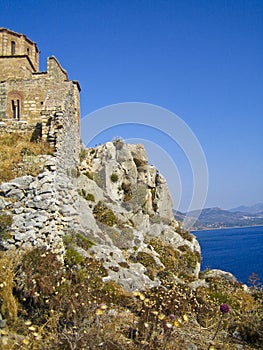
77, 188, 95, 202
93, 201, 117, 227
0, 214, 13, 240
110, 173, 119, 183
79, 147, 88, 162
0, 132, 53, 183
0, 245, 262, 349
0, 134, 262, 349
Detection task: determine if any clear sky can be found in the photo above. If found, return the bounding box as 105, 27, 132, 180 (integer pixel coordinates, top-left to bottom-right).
1, 0, 262, 212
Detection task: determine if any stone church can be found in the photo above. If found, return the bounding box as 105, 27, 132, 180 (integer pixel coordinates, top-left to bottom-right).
0, 28, 80, 133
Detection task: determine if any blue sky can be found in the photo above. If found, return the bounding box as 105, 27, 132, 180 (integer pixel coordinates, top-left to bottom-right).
1, 0, 262, 211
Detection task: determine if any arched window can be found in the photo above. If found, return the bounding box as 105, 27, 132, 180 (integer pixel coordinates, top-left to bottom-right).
11, 41, 16, 55
8, 91, 23, 120
11, 100, 20, 120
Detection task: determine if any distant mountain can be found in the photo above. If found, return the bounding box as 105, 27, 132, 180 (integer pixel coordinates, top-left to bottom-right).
173, 204, 263, 230
229, 203, 263, 214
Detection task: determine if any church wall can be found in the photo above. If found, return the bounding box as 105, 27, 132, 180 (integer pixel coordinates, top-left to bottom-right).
0, 57, 80, 123
0, 28, 39, 71
0, 28, 81, 151
0, 56, 34, 80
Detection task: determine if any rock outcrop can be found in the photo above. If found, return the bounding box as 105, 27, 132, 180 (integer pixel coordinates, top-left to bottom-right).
0, 27, 201, 292
0, 139, 201, 291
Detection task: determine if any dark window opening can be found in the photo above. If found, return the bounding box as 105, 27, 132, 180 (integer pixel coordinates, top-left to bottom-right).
11, 100, 20, 120
11, 41, 16, 55
17, 100, 20, 120
12, 100, 16, 119
27, 47, 30, 55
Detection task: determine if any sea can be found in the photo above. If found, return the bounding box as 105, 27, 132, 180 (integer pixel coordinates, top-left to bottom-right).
193, 226, 263, 286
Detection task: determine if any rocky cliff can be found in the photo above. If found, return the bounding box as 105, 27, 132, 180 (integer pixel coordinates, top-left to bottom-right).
0, 138, 201, 291
1, 133, 262, 349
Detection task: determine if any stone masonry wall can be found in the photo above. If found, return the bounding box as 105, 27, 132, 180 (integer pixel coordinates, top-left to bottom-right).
0, 29, 82, 256
0, 82, 6, 120
0, 28, 39, 70
0, 57, 78, 122
0, 84, 81, 255
0, 56, 34, 81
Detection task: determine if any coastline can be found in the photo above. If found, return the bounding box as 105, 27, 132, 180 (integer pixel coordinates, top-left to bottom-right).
191, 224, 263, 233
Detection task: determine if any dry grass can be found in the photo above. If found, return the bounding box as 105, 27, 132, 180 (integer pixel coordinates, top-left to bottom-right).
0, 251, 18, 321
0, 247, 262, 350
0, 132, 53, 183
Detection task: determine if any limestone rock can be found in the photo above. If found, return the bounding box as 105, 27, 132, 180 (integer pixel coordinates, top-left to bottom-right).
204, 269, 237, 283
0, 140, 203, 292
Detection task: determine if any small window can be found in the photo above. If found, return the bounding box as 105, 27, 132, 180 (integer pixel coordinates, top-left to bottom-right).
17, 100, 20, 120
11, 99, 20, 120
11, 41, 16, 55
12, 100, 16, 118
27, 47, 30, 55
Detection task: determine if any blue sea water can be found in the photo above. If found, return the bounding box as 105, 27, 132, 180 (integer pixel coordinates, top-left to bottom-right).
194, 226, 263, 285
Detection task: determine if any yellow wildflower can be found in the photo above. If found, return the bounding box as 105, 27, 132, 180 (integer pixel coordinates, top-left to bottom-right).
96, 309, 104, 316
183, 314, 188, 322
139, 293, 145, 301
158, 313, 165, 320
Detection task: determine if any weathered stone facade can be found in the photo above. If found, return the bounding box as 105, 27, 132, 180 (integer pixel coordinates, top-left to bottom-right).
0, 28, 80, 144
0, 28, 39, 73
0, 28, 82, 256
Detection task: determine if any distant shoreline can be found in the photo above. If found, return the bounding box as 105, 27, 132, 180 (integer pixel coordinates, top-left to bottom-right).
191, 224, 263, 233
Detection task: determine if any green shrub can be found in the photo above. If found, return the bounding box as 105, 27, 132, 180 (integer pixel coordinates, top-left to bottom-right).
181, 251, 198, 271
78, 188, 95, 201
134, 251, 157, 280
149, 238, 180, 277
86, 193, 95, 201
65, 248, 84, 266
79, 147, 88, 162
0, 213, 13, 240
63, 232, 95, 251
93, 201, 117, 226
110, 173, 119, 183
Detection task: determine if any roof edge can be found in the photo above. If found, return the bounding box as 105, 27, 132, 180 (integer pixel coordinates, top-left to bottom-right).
0, 27, 39, 53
